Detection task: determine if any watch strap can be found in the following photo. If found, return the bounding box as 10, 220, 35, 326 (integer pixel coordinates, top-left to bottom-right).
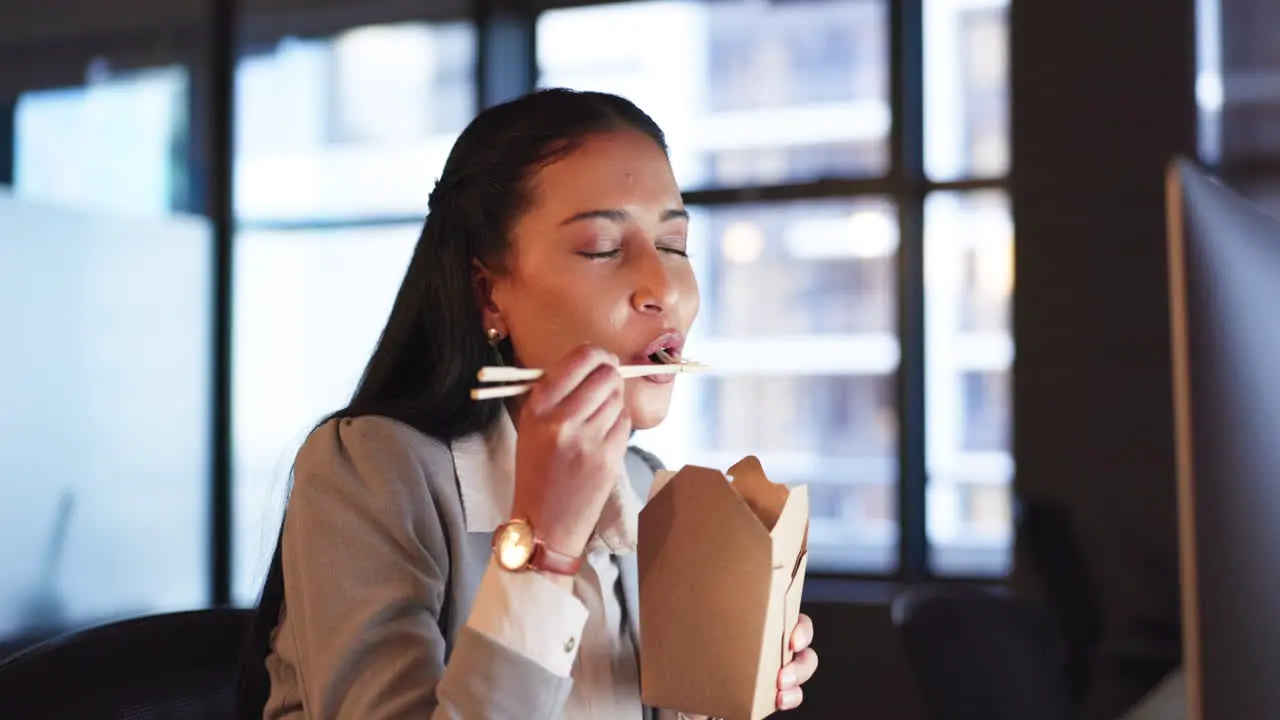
530, 540, 583, 576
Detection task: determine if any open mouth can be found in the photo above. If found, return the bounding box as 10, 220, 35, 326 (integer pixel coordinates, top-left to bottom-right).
648, 348, 679, 364
640, 331, 686, 367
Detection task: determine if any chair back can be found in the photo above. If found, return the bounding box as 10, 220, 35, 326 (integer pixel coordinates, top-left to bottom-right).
892, 584, 1074, 720
0, 608, 253, 719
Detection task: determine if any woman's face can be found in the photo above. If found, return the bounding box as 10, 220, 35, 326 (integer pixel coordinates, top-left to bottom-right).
484, 129, 700, 430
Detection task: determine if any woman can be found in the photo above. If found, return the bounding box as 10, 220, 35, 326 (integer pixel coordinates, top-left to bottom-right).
238, 88, 819, 719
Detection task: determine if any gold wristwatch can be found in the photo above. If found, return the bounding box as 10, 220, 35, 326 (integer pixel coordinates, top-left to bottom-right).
492, 518, 583, 575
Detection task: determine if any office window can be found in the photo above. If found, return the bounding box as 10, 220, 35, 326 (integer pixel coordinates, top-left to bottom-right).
13, 66, 189, 216
924, 0, 1010, 181
1207, 0, 1280, 168
1195, 0, 1224, 164
537, 0, 890, 190
0, 0, 1019, 621
1, 67, 211, 643
924, 190, 1013, 575
922, 0, 1013, 576
234, 22, 476, 223
231, 20, 477, 605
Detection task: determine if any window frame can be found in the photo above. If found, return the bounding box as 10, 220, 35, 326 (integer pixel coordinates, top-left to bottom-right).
0, 0, 1018, 604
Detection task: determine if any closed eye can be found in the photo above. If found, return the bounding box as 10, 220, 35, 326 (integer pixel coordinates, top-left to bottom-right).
578, 240, 689, 261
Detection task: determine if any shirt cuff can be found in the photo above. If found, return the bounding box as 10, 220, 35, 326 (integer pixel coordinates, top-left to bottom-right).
465, 557, 589, 678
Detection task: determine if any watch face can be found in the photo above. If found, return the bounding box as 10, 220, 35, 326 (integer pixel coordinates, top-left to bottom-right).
495, 520, 535, 570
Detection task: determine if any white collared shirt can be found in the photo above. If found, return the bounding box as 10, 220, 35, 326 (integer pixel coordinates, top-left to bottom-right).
451, 409, 646, 720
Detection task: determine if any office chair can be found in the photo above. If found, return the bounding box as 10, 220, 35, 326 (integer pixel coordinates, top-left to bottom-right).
0, 608, 253, 719
1015, 497, 1105, 702
893, 584, 1074, 720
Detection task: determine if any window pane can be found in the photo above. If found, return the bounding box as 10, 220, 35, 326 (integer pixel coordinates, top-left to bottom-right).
635, 198, 900, 572
235, 21, 477, 223
924, 190, 1014, 576
14, 66, 189, 216
231, 224, 419, 605
1211, 0, 1280, 167
537, 0, 890, 189
1195, 0, 1224, 164
924, 0, 1010, 181
2, 68, 210, 651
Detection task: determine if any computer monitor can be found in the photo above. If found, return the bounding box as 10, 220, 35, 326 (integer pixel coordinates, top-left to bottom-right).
1166, 158, 1280, 719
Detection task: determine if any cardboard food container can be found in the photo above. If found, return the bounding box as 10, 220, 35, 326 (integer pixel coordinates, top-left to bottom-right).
638, 456, 810, 720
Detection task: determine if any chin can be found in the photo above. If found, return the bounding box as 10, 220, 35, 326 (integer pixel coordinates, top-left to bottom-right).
626, 383, 673, 431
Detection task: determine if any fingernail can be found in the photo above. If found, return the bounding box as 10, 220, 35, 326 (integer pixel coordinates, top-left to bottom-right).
780, 670, 797, 689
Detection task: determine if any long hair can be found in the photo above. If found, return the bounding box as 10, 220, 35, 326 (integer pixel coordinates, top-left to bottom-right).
236, 88, 667, 717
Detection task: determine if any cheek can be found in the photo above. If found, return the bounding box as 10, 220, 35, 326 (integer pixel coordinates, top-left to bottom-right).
503, 276, 620, 365
671, 263, 701, 325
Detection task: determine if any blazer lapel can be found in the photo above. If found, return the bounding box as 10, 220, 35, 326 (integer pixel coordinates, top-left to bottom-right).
619, 447, 656, 666
619, 553, 642, 650
620, 447, 665, 719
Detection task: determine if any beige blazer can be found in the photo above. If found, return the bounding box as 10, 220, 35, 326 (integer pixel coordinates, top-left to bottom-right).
262, 415, 666, 720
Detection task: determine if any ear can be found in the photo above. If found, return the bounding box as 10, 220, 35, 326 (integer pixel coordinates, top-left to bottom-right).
471, 260, 506, 337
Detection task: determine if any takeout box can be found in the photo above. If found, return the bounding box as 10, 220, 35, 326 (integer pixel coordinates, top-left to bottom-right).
638, 456, 810, 720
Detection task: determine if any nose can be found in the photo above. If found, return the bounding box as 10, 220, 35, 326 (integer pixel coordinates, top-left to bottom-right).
630, 246, 679, 315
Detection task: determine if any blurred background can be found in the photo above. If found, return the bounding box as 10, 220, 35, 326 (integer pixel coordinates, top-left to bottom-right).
0, 0, 1277, 716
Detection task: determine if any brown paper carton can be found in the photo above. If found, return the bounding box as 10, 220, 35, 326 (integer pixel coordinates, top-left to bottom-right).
638, 456, 810, 720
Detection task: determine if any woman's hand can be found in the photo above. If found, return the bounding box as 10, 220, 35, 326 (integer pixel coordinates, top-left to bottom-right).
512, 344, 631, 559
681, 614, 819, 719
777, 613, 819, 711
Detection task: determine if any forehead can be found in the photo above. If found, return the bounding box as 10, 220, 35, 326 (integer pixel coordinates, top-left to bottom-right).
525, 130, 682, 221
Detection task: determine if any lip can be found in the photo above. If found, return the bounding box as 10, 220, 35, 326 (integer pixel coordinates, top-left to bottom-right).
633, 330, 685, 385
637, 330, 686, 365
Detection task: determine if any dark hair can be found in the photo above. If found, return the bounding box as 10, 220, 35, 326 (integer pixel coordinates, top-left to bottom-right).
235, 88, 667, 717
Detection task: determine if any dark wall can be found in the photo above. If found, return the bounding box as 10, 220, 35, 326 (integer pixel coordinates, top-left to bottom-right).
1010, 2, 1197, 720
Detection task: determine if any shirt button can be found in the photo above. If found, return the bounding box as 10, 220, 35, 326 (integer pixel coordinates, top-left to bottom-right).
564, 636, 576, 653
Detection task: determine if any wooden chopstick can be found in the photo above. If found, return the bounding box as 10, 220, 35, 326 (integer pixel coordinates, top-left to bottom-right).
470, 360, 709, 401
471, 384, 537, 401
478, 361, 707, 383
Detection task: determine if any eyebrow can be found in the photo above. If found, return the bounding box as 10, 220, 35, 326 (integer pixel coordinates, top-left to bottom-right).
558, 208, 690, 226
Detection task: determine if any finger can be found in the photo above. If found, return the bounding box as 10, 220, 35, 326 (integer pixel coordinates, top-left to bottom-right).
779, 648, 819, 688
778, 647, 816, 689
776, 687, 803, 711
528, 345, 618, 414
790, 613, 814, 652
582, 385, 626, 442
602, 401, 633, 449
551, 364, 623, 426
